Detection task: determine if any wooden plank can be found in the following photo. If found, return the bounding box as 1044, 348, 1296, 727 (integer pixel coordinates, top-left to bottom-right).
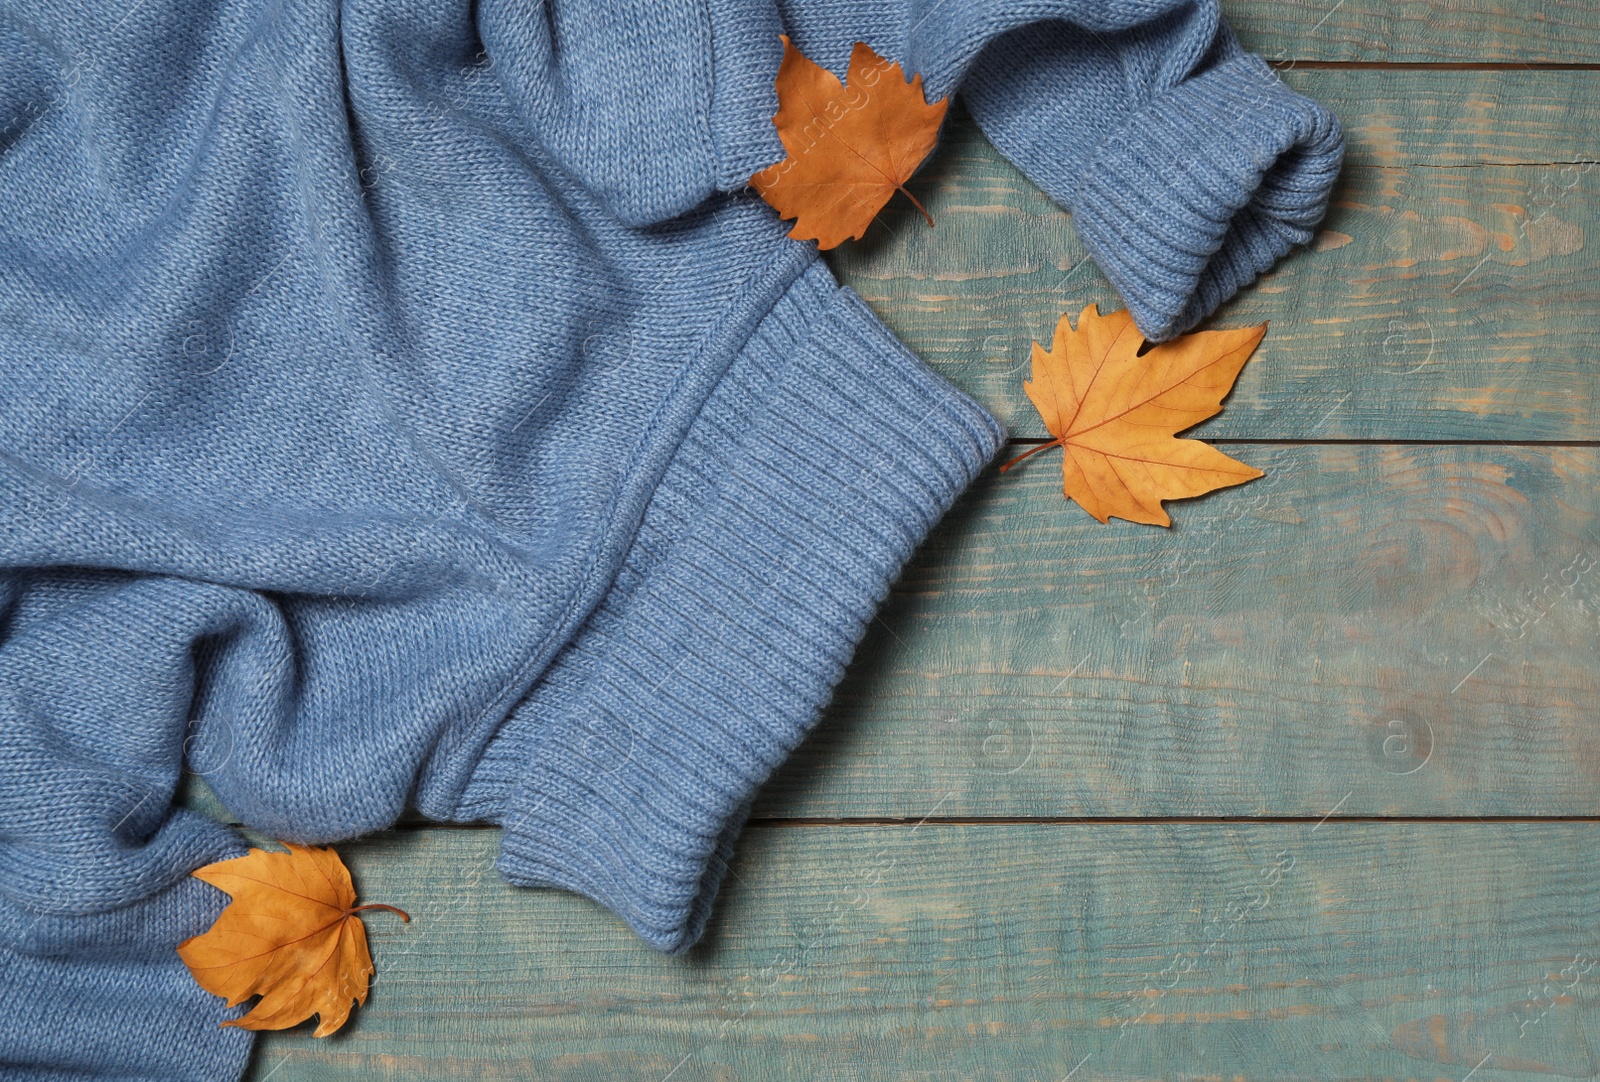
1225, 0, 1600, 64
244, 822, 1600, 1079
757, 444, 1600, 819
833, 72, 1600, 440
1269, 71, 1600, 172
185, 445, 1600, 823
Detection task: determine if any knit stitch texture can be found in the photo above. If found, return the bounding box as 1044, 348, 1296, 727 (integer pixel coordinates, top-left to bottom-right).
0, 0, 1341, 1077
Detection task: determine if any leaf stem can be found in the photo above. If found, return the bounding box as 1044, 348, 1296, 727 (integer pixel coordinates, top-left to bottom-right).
999, 439, 1063, 473
348, 903, 411, 922
898, 184, 934, 227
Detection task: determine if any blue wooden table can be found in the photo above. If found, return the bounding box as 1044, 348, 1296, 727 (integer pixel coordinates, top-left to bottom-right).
219, 3, 1600, 1076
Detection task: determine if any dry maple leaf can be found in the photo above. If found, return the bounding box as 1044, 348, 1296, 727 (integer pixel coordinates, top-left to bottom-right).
750, 36, 948, 249
1002, 305, 1267, 526
177, 843, 409, 1037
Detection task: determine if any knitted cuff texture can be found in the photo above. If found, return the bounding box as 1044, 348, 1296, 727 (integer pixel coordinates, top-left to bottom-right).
1068, 54, 1345, 341
458, 261, 1005, 952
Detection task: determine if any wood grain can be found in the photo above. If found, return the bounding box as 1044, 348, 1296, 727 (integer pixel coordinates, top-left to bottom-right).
243, 822, 1600, 1080
1224, 0, 1600, 64
834, 73, 1600, 440
757, 444, 1600, 819
1299, 71, 1600, 169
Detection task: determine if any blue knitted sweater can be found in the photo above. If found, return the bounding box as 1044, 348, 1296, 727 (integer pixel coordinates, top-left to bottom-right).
0, 0, 1341, 1076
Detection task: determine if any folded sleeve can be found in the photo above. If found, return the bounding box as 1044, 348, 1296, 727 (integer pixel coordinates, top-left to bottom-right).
775, 0, 1345, 341
456, 260, 1004, 954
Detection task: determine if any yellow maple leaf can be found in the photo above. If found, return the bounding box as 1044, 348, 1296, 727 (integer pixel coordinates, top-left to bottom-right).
750, 36, 948, 249
177, 843, 409, 1037
1002, 305, 1267, 526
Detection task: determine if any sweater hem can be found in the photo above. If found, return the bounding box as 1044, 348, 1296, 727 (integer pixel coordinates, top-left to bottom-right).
455, 260, 1004, 953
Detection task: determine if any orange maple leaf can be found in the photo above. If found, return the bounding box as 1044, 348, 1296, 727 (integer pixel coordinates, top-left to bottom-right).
750, 36, 948, 249
177, 843, 409, 1037
1002, 305, 1267, 526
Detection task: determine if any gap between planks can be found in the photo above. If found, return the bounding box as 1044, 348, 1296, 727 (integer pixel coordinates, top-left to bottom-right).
1273, 60, 1600, 71
378, 814, 1600, 831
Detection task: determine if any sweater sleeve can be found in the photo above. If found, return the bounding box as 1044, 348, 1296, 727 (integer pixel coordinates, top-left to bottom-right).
773, 0, 1345, 341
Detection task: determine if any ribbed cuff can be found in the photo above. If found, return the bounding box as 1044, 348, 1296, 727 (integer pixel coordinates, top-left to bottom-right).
457, 260, 1004, 953
1068, 54, 1344, 342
